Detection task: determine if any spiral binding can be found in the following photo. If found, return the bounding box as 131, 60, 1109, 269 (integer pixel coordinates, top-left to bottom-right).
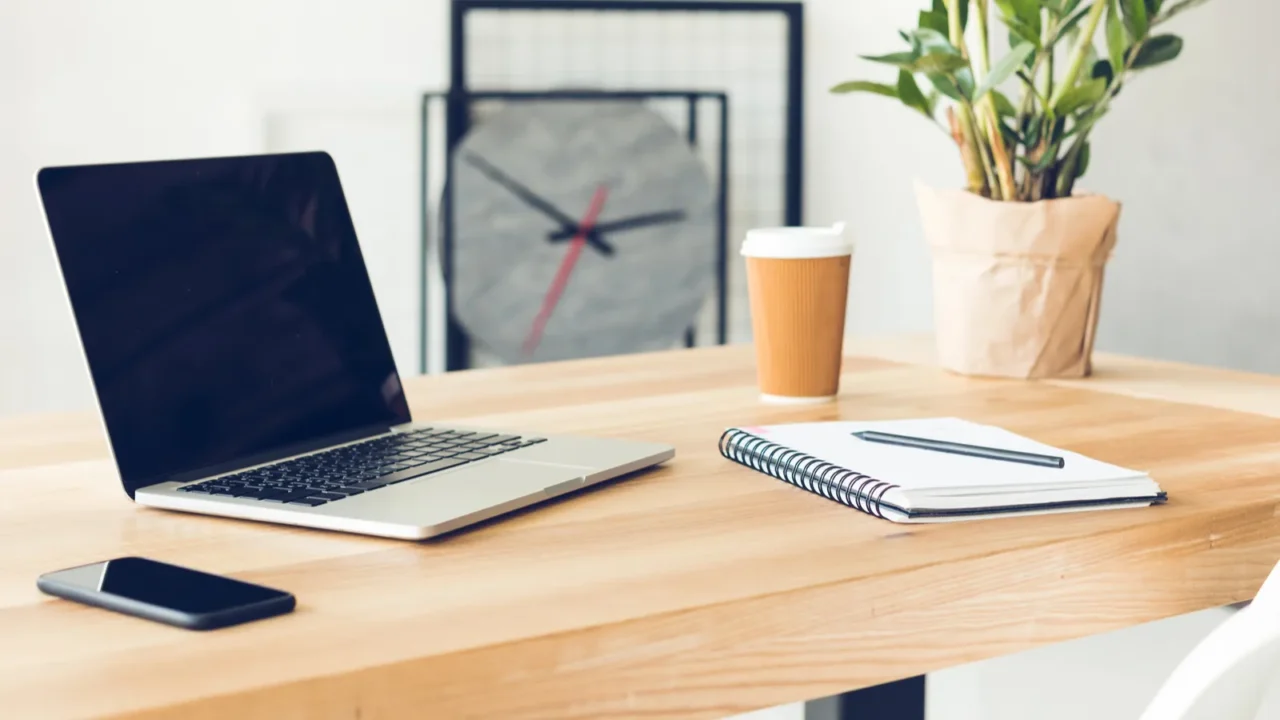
718, 428, 897, 519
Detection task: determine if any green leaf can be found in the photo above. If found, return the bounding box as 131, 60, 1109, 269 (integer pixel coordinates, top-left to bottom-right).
1043, 0, 1065, 13
897, 70, 933, 117
995, 0, 1042, 36
931, 0, 969, 30
1077, 141, 1092, 178
1144, 0, 1163, 15
999, 120, 1021, 148
1054, 77, 1108, 115
971, 41, 1036, 102
1017, 151, 1060, 172
861, 51, 921, 68
955, 66, 977, 98
1051, 115, 1068, 144
1106, 0, 1128, 75
992, 90, 1018, 118
1004, 16, 1043, 48
1122, 0, 1150, 39
831, 80, 899, 97
919, 9, 950, 36
1131, 33, 1183, 67
927, 72, 965, 100
907, 28, 960, 55
1091, 59, 1115, 85
1025, 116, 1043, 147
900, 30, 919, 54
1063, 0, 1087, 14
1154, 0, 1211, 26
926, 89, 942, 116
913, 52, 971, 74
1050, 3, 1095, 47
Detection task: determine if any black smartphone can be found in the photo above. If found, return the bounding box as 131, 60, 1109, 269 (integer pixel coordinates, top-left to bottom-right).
37, 556, 296, 630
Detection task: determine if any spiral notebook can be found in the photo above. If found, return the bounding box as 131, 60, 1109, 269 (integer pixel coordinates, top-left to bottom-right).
719, 418, 1166, 523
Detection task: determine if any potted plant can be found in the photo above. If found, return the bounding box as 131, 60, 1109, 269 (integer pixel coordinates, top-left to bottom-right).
833, 0, 1209, 378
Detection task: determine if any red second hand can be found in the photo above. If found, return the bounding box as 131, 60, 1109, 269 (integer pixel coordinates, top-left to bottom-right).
523, 185, 609, 357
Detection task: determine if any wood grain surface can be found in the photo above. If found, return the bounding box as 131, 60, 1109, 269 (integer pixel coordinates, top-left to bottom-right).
4, 341, 1280, 719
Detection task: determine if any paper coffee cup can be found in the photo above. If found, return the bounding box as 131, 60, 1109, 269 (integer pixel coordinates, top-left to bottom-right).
742, 223, 853, 404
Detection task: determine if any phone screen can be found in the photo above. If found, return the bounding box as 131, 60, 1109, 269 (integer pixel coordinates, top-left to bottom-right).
47, 557, 288, 614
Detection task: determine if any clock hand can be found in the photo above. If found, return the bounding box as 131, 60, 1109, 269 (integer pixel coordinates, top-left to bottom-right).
523, 184, 609, 357
462, 152, 615, 256
546, 209, 687, 243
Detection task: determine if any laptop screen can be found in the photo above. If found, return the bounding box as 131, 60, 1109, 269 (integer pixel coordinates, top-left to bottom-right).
39, 152, 412, 497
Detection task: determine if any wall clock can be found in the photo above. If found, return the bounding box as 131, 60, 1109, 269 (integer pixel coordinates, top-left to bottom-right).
449, 99, 717, 365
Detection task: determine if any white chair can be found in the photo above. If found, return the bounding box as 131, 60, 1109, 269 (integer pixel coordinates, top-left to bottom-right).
1140, 559, 1280, 720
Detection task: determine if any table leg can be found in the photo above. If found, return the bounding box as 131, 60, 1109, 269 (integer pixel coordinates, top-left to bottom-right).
804, 675, 926, 720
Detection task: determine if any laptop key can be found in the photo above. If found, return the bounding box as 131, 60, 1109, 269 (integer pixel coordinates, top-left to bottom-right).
454, 452, 487, 461
309, 492, 347, 501
333, 486, 370, 495
258, 489, 308, 502
344, 478, 397, 491
378, 458, 469, 486
281, 489, 320, 502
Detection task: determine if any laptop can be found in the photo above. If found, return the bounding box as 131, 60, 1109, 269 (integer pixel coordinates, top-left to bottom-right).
36, 151, 673, 540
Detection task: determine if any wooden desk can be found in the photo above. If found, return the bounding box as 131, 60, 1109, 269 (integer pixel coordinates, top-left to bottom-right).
5, 340, 1280, 719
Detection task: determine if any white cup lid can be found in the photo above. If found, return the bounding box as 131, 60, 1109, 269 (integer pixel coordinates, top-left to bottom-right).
741, 223, 853, 259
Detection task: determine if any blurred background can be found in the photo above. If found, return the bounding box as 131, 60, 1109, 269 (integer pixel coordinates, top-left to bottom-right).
0, 1, 1273, 717
4, 0, 1274, 419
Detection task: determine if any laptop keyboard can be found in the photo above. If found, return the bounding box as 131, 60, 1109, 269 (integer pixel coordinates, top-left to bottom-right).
177, 428, 545, 507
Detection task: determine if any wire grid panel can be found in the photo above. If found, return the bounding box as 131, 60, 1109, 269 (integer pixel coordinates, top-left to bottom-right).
461, 6, 794, 346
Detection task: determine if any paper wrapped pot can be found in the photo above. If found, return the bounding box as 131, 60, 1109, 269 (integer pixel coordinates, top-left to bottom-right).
916, 182, 1120, 379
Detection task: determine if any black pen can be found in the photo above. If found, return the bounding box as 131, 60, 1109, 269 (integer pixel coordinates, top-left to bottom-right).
852, 430, 1065, 469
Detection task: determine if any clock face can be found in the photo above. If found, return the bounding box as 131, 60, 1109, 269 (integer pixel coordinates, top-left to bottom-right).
451, 100, 716, 365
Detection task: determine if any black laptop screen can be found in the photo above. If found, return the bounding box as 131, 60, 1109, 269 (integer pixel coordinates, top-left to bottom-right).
39, 152, 412, 497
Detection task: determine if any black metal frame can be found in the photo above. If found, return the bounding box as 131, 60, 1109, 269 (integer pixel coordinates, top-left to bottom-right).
421, 90, 730, 372
431, 0, 804, 372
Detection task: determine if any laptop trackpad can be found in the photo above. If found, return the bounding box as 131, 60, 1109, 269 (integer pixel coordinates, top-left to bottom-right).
327, 458, 589, 528
489, 458, 591, 495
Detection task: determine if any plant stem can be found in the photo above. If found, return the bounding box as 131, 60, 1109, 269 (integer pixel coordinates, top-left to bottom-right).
969, 0, 1015, 200
1013, 37, 1057, 200
1042, 17, 1056, 105
945, 0, 999, 198
1048, 0, 1107, 110
945, 0, 968, 59
982, 104, 1015, 200
949, 107, 990, 196
974, 0, 992, 78
960, 103, 998, 197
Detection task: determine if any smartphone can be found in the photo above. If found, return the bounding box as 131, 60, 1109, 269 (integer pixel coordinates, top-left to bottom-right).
37, 556, 296, 630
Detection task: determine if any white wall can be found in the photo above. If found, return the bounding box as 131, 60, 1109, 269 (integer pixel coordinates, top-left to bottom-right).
812, 0, 1280, 372
3, 0, 1269, 416
0, 0, 449, 415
